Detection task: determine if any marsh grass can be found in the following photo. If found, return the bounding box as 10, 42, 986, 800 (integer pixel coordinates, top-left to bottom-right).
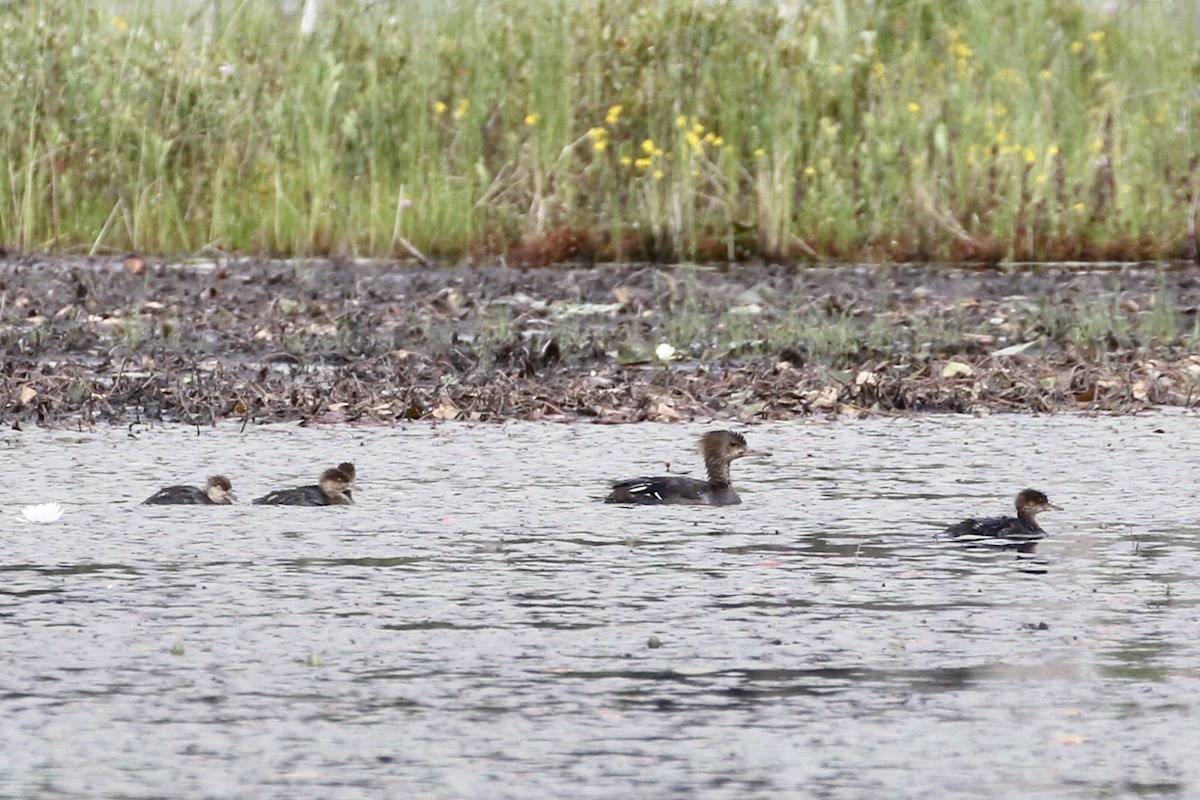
613, 268, 1200, 366
1, 0, 1198, 262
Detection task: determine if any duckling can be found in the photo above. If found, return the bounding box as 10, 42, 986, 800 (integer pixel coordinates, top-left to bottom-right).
943, 488, 1062, 541
252, 467, 354, 506
143, 475, 235, 506
605, 431, 766, 506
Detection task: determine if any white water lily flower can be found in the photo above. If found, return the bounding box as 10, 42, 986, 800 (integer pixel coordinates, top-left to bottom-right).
20, 503, 64, 523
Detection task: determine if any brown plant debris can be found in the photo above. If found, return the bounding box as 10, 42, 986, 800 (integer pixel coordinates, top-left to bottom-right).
2, 257, 1200, 427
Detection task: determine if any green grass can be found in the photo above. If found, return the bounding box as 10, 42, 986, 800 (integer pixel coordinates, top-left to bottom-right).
2, 0, 1199, 262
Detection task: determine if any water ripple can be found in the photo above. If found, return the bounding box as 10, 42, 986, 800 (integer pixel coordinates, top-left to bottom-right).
2, 416, 1200, 798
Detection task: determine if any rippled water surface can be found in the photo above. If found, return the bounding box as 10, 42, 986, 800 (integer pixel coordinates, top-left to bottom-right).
3, 415, 1200, 799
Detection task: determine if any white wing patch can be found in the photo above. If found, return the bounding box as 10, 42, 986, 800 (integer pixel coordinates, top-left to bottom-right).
625, 482, 663, 500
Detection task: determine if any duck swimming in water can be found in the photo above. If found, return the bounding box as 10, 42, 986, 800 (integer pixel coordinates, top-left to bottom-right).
942, 488, 1061, 542
604, 430, 766, 506
252, 465, 355, 506
143, 475, 235, 506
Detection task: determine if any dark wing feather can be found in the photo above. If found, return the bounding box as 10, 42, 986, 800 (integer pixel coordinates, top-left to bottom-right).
943, 515, 1044, 541
252, 485, 330, 506
143, 485, 209, 505
605, 475, 708, 505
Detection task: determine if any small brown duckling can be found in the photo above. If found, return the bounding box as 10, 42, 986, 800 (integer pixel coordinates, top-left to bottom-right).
252, 466, 354, 507
604, 430, 767, 506
143, 475, 235, 506
943, 488, 1062, 541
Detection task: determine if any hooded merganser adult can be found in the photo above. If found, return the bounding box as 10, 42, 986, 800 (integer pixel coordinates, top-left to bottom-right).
604, 430, 766, 506
143, 475, 235, 505
942, 488, 1062, 541
252, 466, 354, 506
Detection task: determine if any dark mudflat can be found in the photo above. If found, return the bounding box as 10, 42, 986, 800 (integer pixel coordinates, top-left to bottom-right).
2, 257, 1197, 426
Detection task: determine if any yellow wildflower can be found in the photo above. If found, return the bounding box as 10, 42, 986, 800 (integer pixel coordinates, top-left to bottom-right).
1035, 174, 1047, 185
112, 15, 129, 32
907, 102, 921, 114
1024, 147, 1036, 164
675, 115, 688, 129
434, 101, 448, 116
691, 122, 705, 136
641, 138, 656, 155
620, 156, 633, 166
754, 148, 766, 158
1089, 138, 1104, 153
952, 42, 972, 59
703, 131, 716, 143
587, 127, 607, 141
832, 63, 844, 76
1088, 31, 1105, 43
685, 131, 703, 155
593, 140, 607, 152
606, 104, 624, 125
524, 113, 540, 127
804, 165, 816, 176
1047, 145, 1060, 157
634, 158, 652, 169
1069, 41, 1083, 55
453, 99, 470, 119
653, 169, 665, 180
1073, 202, 1085, 212
1039, 69, 1052, 80
712, 136, 724, 148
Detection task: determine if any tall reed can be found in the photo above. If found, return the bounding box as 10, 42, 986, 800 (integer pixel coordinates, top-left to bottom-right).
0, 0, 1195, 262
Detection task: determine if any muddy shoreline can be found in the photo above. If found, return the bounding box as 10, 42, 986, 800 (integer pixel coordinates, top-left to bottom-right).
2, 257, 1199, 426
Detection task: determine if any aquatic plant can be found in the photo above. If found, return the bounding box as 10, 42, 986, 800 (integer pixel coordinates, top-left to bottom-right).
20, 502, 64, 522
